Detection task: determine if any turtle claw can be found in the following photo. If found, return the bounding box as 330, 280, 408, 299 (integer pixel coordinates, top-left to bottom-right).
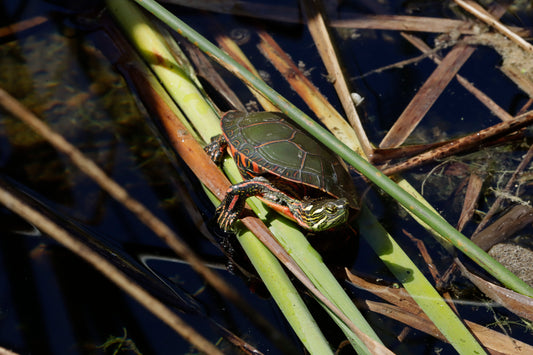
216, 204, 239, 232
215, 188, 247, 232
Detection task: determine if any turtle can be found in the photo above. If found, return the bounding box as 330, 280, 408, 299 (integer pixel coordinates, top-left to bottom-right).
205, 111, 359, 232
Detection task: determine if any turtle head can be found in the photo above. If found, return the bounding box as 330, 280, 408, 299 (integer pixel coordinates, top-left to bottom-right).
292, 198, 350, 231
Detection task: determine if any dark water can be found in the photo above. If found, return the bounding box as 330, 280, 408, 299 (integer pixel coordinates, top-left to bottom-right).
0, 0, 532, 354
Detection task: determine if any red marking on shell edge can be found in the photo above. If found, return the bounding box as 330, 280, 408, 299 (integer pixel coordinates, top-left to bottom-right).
250, 161, 261, 173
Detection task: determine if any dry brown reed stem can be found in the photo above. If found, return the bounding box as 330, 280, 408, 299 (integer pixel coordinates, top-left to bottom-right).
0, 16, 48, 38
400, 33, 514, 122
404, 230, 460, 314
332, 15, 530, 36
472, 143, 533, 235
381, 111, 533, 176
454, 0, 533, 54
456, 173, 483, 232
455, 258, 533, 323
334, 15, 468, 33
0, 347, 19, 355
300, 0, 373, 158
471, 205, 533, 252
371, 141, 449, 163
365, 301, 446, 340
518, 99, 533, 116
0, 182, 222, 354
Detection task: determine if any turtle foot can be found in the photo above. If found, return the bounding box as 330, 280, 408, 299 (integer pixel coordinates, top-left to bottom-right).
216, 204, 240, 232
215, 187, 247, 232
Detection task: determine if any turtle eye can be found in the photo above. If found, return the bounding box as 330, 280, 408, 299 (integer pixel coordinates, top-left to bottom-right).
325, 202, 339, 214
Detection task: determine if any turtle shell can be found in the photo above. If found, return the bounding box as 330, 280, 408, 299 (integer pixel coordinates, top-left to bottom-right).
221, 111, 358, 209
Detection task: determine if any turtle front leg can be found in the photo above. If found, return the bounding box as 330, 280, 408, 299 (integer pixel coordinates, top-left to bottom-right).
217, 177, 350, 232
216, 176, 292, 231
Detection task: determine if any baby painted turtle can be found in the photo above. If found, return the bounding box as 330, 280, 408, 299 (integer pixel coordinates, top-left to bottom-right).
205, 111, 359, 232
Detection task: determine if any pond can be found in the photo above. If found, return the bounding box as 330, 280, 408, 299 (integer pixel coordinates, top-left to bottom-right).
0, 0, 532, 354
